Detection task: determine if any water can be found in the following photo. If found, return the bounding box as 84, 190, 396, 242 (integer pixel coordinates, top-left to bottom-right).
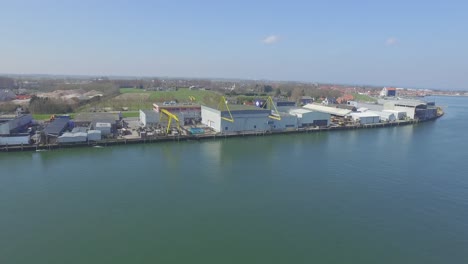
1, 96, 467, 264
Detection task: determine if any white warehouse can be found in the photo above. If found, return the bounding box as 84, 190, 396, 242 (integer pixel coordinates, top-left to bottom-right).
367, 111, 397, 122
201, 105, 270, 133
349, 112, 380, 124
289, 108, 331, 127
383, 110, 407, 120
139, 110, 159, 127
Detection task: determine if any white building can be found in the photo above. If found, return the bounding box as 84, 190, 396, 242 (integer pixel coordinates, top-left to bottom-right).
87, 130, 102, 141
382, 110, 407, 120
383, 100, 434, 119
95, 122, 112, 135
289, 108, 330, 127
201, 105, 270, 133
368, 111, 396, 122
349, 112, 380, 124
139, 110, 159, 127
153, 103, 201, 125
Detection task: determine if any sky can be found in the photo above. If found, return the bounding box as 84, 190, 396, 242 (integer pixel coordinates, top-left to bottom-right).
1, 0, 467, 90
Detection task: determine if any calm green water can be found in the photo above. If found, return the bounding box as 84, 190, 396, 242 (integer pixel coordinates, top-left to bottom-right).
1, 96, 467, 264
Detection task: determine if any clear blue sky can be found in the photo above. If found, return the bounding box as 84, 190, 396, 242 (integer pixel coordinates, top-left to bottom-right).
1, 0, 467, 89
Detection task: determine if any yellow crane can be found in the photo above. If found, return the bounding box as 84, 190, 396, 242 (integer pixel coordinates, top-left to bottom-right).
217, 96, 234, 122
263, 96, 281, 121
161, 109, 180, 134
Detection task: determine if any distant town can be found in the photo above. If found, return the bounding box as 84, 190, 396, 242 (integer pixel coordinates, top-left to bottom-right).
0, 75, 453, 151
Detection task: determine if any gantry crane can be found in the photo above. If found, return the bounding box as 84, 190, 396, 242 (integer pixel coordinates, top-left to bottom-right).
262, 96, 282, 121
161, 109, 181, 134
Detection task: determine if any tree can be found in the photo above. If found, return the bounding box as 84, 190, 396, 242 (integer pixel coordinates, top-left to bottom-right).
263, 85, 273, 93
291, 87, 305, 102
275, 88, 281, 97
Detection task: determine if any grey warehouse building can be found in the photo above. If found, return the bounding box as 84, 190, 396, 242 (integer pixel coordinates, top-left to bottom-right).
201, 105, 271, 133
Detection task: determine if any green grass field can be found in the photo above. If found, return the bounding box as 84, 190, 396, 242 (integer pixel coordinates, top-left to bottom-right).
50, 88, 222, 116
119, 88, 221, 105
352, 93, 377, 102
121, 111, 140, 118
32, 113, 76, 120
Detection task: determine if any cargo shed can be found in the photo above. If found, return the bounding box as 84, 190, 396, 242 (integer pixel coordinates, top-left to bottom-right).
201, 105, 270, 133
289, 108, 330, 127
349, 112, 380, 124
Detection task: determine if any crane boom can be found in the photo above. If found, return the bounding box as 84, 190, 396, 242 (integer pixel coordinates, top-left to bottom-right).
217, 96, 234, 123
161, 109, 180, 134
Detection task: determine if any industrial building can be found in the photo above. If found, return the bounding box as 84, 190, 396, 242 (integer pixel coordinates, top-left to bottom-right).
43, 117, 70, 137
0, 114, 32, 135
349, 112, 380, 124
268, 113, 298, 131
300, 96, 314, 105
253, 99, 296, 113
139, 110, 159, 127
367, 111, 397, 122
153, 103, 201, 125
74, 112, 120, 129
380, 87, 397, 97
95, 122, 112, 136
303, 104, 352, 117
383, 110, 407, 120
201, 105, 270, 133
87, 130, 102, 141
383, 100, 437, 120
274, 101, 296, 112
0, 135, 30, 146
289, 108, 330, 127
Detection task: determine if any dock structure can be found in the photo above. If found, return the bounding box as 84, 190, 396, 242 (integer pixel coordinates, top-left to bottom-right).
0, 114, 443, 153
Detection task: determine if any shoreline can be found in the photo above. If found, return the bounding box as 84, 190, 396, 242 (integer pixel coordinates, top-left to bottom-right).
0, 115, 442, 153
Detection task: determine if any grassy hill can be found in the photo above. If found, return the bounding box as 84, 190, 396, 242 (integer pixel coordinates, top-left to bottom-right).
352, 93, 377, 102
77, 88, 222, 112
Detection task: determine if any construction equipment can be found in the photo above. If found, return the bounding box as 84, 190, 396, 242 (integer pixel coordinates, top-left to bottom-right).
160, 109, 180, 135
188, 96, 196, 102
262, 96, 281, 121
217, 96, 234, 123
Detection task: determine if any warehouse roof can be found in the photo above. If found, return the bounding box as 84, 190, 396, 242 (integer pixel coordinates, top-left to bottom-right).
349, 112, 380, 118
44, 117, 69, 136
202, 104, 268, 112
356, 102, 384, 111
71, 127, 88, 133
59, 132, 87, 138
383, 99, 427, 108
289, 108, 313, 115
303, 104, 351, 116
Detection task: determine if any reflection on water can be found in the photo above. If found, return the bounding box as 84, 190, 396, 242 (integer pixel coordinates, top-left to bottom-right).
0, 96, 467, 264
